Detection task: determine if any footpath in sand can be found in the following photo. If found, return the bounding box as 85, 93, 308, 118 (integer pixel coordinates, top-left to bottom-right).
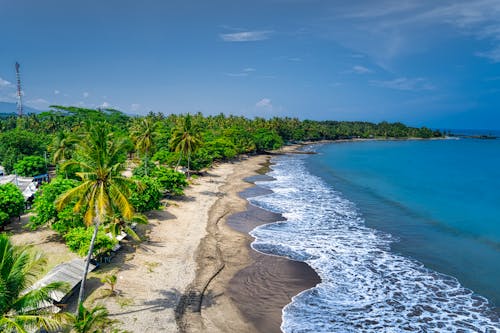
99, 156, 267, 332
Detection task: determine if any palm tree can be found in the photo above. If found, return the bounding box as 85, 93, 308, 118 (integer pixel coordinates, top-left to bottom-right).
130, 117, 157, 176
56, 122, 138, 308
170, 114, 202, 178
69, 303, 120, 333
0, 234, 69, 332
49, 130, 79, 165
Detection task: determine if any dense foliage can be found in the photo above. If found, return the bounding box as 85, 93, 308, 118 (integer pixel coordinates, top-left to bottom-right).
13, 155, 47, 177
0, 183, 25, 226
0, 129, 47, 174
152, 167, 188, 196
29, 177, 82, 232
129, 176, 162, 212
64, 226, 118, 257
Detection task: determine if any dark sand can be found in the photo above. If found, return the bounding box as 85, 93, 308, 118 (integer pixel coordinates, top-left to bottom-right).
226, 177, 321, 333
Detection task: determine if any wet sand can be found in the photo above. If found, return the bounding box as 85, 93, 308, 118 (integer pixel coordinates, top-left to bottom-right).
225, 172, 321, 332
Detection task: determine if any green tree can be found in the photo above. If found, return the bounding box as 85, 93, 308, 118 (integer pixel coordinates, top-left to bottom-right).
152, 167, 188, 196
69, 303, 121, 333
13, 156, 48, 177
128, 176, 162, 212
0, 183, 25, 227
48, 130, 79, 165
29, 177, 82, 232
0, 234, 69, 332
130, 117, 157, 176
170, 114, 202, 177
0, 129, 47, 174
56, 122, 138, 308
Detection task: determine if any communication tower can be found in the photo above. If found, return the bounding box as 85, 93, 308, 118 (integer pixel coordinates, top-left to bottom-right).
15, 62, 23, 116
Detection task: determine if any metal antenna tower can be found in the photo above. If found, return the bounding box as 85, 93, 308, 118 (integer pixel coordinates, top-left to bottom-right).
15, 62, 24, 116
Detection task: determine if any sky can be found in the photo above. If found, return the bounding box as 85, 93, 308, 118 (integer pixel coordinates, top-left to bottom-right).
0, 0, 499, 129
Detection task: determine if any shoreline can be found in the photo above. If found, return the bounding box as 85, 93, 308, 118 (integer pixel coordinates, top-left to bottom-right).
177, 153, 320, 332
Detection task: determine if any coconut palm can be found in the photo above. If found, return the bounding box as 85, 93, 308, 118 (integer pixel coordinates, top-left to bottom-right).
169, 114, 202, 177
49, 130, 79, 165
130, 117, 157, 176
0, 234, 69, 332
56, 122, 138, 308
69, 303, 120, 333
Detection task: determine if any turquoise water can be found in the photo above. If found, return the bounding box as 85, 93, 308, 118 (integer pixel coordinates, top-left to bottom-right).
308, 139, 500, 306
248, 138, 499, 331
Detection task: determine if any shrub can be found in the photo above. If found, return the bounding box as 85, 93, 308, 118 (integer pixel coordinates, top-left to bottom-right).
129, 177, 162, 212
64, 226, 117, 257
0, 183, 24, 226
152, 150, 179, 167
132, 159, 157, 177
13, 155, 47, 177
29, 177, 83, 232
152, 167, 188, 196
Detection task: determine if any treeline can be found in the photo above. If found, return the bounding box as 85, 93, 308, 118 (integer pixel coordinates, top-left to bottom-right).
0, 106, 441, 175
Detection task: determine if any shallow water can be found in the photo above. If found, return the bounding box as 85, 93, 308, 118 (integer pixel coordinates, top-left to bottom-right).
247, 139, 500, 332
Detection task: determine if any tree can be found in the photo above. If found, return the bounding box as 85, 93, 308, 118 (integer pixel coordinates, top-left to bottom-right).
130, 117, 157, 176
13, 156, 47, 177
48, 130, 79, 165
29, 177, 82, 232
128, 176, 162, 213
0, 183, 25, 227
170, 114, 202, 177
0, 129, 47, 174
0, 234, 69, 332
69, 303, 121, 333
56, 122, 138, 308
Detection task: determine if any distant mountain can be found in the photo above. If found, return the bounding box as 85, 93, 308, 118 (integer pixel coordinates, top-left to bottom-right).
0, 102, 43, 115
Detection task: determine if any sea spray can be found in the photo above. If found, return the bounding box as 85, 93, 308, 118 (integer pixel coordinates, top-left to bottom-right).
247, 153, 499, 332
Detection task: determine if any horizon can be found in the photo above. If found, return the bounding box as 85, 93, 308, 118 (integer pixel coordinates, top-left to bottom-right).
1, 1, 499, 130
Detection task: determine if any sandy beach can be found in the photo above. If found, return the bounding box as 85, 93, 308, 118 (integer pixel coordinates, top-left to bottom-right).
100, 152, 318, 332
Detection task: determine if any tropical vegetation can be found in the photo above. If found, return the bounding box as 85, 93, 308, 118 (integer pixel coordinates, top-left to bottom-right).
0, 234, 69, 332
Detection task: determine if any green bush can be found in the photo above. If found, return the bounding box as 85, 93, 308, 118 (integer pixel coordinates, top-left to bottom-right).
0, 183, 25, 226
13, 155, 47, 177
64, 226, 117, 257
0, 129, 47, 174
132, 159, 157, 177
152, 167, 188, 196
29, 177, 83, 232
252, 129, 283, 152
129, 177, 162, 212
152, 150, 179, 167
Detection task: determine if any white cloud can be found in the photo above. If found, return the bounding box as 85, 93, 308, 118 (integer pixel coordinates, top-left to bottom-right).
0, 77, 12, 87
243, 67, 256, 72
83, 92, 89, 98
26, 98, 50, 109
99, 102, 110, 108
371, 77, 435, 91
225, 72, 249, 77
256, 98, 273, 109
476, 46, 500, 62
130, 103, 141, 112
220, 30, 273, 42
352, 65, 373, 74
54, 90, 60, 95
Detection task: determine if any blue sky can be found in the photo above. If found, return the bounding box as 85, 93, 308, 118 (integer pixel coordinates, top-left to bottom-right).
0, 0, 499, 129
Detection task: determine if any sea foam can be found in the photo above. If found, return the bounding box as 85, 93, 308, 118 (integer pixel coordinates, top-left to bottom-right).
248, 154, 499, 332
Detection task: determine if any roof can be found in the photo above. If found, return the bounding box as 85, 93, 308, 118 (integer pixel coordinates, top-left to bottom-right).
29, 259, 96, 303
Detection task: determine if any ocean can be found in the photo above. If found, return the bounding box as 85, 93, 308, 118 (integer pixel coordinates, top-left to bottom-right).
247, 138, 500, 332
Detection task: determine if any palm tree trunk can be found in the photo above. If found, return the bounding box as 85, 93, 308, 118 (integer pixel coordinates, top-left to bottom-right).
175, 154, 182, 171
77, 222, 99, 310
187, 152, 190, 178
